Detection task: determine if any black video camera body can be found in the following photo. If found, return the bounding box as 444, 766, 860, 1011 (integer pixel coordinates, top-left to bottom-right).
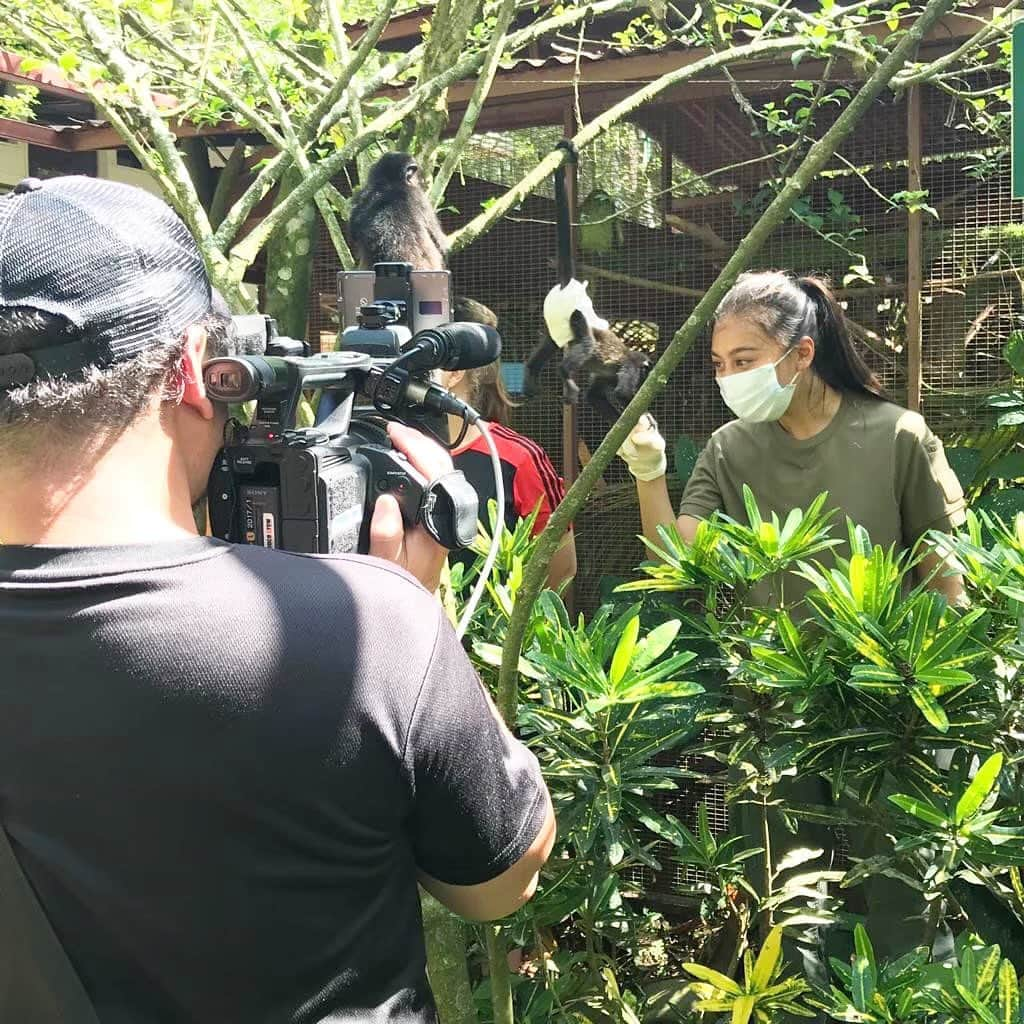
204, 266, 499, 557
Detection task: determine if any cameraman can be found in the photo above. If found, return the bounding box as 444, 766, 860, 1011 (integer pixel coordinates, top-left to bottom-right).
0, 177, 554, 1023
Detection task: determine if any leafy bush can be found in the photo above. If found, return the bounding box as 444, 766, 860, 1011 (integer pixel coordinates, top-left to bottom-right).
452, 496, 1024, 1023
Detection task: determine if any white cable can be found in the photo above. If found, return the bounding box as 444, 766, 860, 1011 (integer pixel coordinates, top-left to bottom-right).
455, 415, 504, 640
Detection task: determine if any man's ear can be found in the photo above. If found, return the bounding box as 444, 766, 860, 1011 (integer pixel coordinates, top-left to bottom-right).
178, 324, 215, 421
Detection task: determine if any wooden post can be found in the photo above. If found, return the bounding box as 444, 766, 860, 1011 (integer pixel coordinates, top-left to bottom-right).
906, 85, 923, 412
660, 114, 673, 224
562, 106, 579, 617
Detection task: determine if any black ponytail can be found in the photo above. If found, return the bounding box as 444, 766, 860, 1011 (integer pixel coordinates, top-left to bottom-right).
715, 270, 887, 402
796, 276, 886, 400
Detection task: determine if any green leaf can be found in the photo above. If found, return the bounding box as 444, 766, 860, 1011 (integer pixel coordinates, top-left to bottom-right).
731, 994, 757, 1024
631, 619, 682, 672
955, 752, 1004, 824
609, 616, 640, 686
945, 447, 984, 489
1005, 330, 1024, 375
976, 488, 1024, 521
998, 959, 1019, 1024
742, 484, 763, 532
601, 762, 622, 824
889, 794, 947, 828
682, 963, 743, 994
984, 452, 1024, 483
908, 681, 950, 733
751, 927, 784, 991
775, 847, 824, 873
852, 956, 875, 1012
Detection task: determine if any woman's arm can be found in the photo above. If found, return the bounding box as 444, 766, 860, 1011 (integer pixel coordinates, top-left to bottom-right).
547, 532, 577, 590
917, 549, 966, 605
635, 476, 700, 545
621, 418, 714, 550
896, 415, 968, 606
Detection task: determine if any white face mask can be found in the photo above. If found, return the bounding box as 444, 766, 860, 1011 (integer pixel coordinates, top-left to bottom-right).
717, 349, 800, 423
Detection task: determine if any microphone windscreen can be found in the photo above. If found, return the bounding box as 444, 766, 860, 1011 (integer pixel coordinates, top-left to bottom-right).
446, 323, 501, 369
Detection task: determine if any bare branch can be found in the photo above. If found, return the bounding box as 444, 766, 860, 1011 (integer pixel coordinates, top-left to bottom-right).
213, 0, 296, 145
219, 0, 636, 259
893, 0, 1021, 87
305, 0, 399, 145
326, 0, 373, 183
121, 8, 287, 149
62, 0, 218, 260
428, 0, 518, 205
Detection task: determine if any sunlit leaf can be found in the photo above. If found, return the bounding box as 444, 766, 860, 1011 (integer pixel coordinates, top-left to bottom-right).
955, 753, 1004, 824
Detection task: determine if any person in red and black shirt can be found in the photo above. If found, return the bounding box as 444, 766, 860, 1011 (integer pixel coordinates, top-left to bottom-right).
441, 355, 577, 590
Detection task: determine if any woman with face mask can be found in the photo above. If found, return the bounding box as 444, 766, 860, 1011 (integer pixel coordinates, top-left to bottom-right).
619, 270, 966, 606
618, 272, 969, 971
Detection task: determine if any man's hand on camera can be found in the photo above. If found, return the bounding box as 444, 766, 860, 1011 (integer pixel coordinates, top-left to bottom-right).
369, 422, 452, 591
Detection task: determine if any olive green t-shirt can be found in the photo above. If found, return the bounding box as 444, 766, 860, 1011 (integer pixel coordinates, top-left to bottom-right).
679, 394, 966, 607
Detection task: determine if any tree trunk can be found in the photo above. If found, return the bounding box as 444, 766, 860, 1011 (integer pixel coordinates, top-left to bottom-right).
263, 165, 317, 340
420, 892, 478, 1024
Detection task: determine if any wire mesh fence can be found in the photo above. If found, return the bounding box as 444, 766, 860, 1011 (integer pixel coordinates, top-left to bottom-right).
306, 81, 1015, 905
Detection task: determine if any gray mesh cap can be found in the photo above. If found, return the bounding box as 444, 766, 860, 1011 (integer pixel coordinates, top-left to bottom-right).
0, 176, 212, 388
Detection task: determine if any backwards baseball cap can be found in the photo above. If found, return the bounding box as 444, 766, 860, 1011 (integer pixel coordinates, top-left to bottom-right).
0, 175, 212, 390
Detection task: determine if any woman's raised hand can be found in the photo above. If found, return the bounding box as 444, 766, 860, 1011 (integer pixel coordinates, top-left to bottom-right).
617, 414, 667, 482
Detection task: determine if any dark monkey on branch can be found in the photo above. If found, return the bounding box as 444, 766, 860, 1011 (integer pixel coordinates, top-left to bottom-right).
348, 152, 448, 270
536, 279, 652, 424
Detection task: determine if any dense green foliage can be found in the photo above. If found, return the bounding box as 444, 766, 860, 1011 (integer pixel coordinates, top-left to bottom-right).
456, 492, 1024, 1022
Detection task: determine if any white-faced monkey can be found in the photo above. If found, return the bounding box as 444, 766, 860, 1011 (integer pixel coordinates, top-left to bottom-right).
537, 278, 652, 423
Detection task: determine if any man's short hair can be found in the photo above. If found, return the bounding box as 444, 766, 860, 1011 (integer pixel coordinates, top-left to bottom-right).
0, 176, 231, 453
0, 306, 232, 435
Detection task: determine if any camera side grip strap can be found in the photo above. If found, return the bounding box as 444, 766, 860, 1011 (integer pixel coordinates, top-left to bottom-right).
421, 470, 479, 550
0, 825, 100, 1022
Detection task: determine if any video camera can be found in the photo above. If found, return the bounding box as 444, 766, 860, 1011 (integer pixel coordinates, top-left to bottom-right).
204, 263, 499, 557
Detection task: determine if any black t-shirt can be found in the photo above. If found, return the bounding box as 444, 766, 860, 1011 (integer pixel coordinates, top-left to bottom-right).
0, 538, 547, 1024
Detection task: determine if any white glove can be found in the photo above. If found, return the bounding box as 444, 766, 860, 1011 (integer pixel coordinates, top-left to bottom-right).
542, 278, 610, 349
617, 414, 667, 482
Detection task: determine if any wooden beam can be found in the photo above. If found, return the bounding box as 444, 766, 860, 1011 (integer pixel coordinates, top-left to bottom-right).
0, 116, 71, 149
575, 261, 705, 297
906, 85, 923, 413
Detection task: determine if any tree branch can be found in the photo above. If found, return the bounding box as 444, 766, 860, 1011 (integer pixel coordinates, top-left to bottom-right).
209, 0, 351, 266
62, 0, 219, 269
892, 0, 1021, 87
449, 33, 812, 254
306, 0, 399, 145
325, 0, 373, 183
122, 7, 288, 149
428, 0, 518, 205
209, 140, 248, 229
218, 0, 637, 261
494, 0, 960, 722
